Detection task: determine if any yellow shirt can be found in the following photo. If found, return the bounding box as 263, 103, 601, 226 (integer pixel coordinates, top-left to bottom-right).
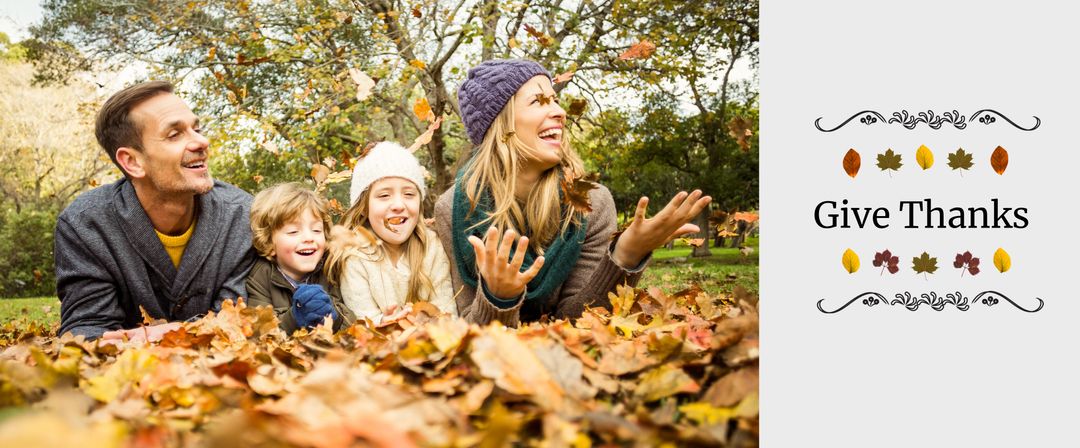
156, 220, 196, 268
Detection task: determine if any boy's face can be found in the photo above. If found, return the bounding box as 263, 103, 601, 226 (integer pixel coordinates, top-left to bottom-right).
368, 177, 421, 254
270, 208, 326, 281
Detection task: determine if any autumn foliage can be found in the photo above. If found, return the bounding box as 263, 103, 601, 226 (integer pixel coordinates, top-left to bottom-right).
0, 285, 758, 447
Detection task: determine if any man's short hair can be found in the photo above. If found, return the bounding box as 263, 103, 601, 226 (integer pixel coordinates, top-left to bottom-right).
250, 182, 332, 260
94, 80, 175, 175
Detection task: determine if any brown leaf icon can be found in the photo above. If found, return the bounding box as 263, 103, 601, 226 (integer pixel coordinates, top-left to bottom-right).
991, 146, 1009, 175
843, 148, 860, 178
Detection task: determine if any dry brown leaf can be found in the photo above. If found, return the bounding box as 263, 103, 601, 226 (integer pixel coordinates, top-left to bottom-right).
619, 39, 657, 60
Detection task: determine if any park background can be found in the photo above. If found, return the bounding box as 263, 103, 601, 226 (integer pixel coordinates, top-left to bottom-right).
0, 0, 758, 323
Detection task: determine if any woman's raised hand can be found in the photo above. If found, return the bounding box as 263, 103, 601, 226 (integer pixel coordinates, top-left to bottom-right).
613, 190, 713, 268
467, 226, 545, 300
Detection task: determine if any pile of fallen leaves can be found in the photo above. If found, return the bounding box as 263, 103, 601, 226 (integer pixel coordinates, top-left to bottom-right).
0, 285, 758, 447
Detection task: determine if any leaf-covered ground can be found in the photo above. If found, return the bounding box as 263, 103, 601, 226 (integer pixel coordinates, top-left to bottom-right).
0, 285, 758, 447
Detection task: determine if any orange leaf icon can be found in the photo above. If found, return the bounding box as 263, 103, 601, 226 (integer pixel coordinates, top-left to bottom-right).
991, 145, 1009, 175
842, 148, 861, 178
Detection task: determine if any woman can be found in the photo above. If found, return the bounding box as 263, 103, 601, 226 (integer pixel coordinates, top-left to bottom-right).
434, 59, 710, 325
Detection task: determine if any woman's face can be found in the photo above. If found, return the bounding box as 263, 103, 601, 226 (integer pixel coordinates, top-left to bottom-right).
512, 75, 566, 171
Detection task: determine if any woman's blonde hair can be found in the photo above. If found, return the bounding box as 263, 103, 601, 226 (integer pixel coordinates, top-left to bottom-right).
461, 91, 585, 254
250, 182, 332, 260
324, 186, 435, 304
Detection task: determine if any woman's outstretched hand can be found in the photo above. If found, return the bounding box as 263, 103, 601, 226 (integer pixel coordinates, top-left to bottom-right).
613, 190, 713, 268
468, 226, 545, 300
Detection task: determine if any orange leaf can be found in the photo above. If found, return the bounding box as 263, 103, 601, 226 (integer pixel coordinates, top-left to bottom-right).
407, 116, 443, 153
553, 70, 575, 84
991, 145, 1009, 175
619, 39, 657, 60
409, 59, 427, 70
843, 148, 861, 178
413, 97, 435, 122
311, 164, 330, 184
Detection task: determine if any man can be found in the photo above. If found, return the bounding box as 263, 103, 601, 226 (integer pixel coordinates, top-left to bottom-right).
55, 81, 255, 340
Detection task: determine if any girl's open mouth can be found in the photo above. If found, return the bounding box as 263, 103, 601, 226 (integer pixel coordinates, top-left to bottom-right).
383, 217, 408, 233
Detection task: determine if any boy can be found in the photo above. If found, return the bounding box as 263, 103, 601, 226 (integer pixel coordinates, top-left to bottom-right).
246, 182, 354, 333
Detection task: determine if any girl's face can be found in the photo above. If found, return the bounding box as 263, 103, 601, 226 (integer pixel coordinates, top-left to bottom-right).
512, 75, 566, 171
367, 177, 421, 255
270, 208, 326, 281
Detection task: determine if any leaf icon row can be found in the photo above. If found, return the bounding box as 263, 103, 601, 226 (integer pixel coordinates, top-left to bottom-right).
842, 145, 1009, 177
841, 248, 1012, 278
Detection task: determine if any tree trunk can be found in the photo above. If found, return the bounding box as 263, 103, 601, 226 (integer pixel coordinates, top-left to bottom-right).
690, 210, 712, 257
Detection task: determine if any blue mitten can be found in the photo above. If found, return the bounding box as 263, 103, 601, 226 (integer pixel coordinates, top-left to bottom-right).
292, 284, 338, 328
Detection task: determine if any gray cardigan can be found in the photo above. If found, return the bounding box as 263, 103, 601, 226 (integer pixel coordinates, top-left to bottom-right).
433, 183, 647, 326
55, 178, 256, 339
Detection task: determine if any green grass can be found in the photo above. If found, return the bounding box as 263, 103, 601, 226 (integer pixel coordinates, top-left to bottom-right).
0, 297, 60, 325
0, 236, 758, 325
639, 236, 759, 297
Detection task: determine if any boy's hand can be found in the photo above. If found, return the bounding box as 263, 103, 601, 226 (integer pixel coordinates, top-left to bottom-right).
292, 284, 338, 329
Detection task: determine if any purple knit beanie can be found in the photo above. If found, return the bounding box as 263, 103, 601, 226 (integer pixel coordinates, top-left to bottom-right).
458, 59, 551, 145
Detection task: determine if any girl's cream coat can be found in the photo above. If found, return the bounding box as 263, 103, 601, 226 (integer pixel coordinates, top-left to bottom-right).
336, 228, 456, 323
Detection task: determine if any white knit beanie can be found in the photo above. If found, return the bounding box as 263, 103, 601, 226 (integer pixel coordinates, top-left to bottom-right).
349, 141, 427, 206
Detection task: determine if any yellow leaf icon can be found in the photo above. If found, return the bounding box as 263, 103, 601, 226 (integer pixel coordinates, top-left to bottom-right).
842, 248, 860, 274
916, 144, 934, 170
993, 247, 1011, 273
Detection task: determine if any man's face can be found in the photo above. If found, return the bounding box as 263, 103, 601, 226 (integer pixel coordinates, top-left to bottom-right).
128, 93, 213, 195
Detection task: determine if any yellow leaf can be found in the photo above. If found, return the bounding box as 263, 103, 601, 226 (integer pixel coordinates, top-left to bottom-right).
634, 365, 699, 402
508, 37, 518, 48
916, 144, 934, 170
409, 59, 427, 70
310, 164, 330, 184
82, 349, 160, 403
841, 248, 860, 274
994, 247, 1011, 273
679, 402, 734, 425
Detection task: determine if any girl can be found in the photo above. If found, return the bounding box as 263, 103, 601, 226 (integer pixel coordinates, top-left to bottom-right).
434, 59, 711, 326
326, 141, 456, 323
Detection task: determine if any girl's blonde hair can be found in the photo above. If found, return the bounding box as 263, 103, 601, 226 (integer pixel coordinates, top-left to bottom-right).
461, 91, 585, 254
324, 186, 435, 304
250, 182, 332, 260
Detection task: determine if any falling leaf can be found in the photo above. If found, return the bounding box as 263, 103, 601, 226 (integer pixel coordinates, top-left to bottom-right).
994, 247, 1011, 273
842, 148, 860, 178
566, 98, 587, 117
841, 248, 860, 274
915, 144, 934, 170
348, 68, 376, 101
88, 179, 99, 187
619, 39, 657, 60
534, 93, 553, 106
508, 37, 518, 49
553, 70, 575, 84
947, 148, 974, 172
727, 117, 753, 152
953, 251, 980, 276
252, 175, 264, 184
872, 249, 899, 275
411, 5, 422, 18
991, 145, 1009, 175
912, 252, 938, 277
409, 59, 427, 70
561, 171, 600, 214
413, 97, 435, 122
681, 238, 705, 248
523, 24, 553, 46
407, 116, 443, 153
876, 149, 902, 174
310, 164, 330, 184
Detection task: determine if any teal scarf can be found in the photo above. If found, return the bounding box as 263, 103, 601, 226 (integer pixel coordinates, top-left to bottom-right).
451, 172, 587, 307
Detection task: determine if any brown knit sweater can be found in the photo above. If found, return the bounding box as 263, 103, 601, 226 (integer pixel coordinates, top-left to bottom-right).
433, 183, 648, 326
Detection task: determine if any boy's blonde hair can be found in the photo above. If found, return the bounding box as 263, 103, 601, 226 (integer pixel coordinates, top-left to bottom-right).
250, 182, 332, 260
